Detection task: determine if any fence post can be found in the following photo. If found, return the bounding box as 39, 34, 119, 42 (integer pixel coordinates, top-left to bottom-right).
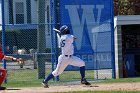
37, 0, 46, 79
1, 0, 7, 83
111, 0, 116, 79
29, 49, 37, 69
1, 0, 6, 69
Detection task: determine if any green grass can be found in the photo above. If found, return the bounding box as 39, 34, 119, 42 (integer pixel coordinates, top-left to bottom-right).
2, 69, 140, 88
3, 69, 94, 87
97, 77, 140, 83
59, 70, 94, 81
4, 77, 140, 88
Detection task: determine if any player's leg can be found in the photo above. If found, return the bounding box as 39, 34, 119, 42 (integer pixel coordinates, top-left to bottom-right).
69, 56, 91, 85
42, 61, 68, 88
0, 68, 7, 90
43, 61, 68, 83
42, 55, 69, 88
80, 67, 91, 85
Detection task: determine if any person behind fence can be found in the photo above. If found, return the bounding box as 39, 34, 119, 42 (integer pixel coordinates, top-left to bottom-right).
0, 44, 24, 90
42, 25, 91, 88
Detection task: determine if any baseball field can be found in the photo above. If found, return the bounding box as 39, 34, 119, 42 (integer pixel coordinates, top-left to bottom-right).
2, 76, 140, 93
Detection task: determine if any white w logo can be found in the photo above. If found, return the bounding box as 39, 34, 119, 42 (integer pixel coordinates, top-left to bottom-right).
65, 5, 111, 51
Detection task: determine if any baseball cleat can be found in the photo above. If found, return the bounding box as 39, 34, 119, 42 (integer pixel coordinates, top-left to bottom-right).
42, 81, 49, 88
0, 86, 6, 90
81, 78, 91, 85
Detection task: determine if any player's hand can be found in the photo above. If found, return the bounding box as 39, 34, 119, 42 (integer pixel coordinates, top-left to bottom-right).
16, 58, 24, 64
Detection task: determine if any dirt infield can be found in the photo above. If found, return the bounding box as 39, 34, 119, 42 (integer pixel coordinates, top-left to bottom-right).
1, 82, 140, 93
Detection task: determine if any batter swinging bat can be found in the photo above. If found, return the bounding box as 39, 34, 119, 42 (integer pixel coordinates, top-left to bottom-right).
53, 27, 77, 39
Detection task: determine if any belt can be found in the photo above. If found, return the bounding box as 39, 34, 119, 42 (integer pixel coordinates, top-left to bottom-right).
65, 55, 72, 57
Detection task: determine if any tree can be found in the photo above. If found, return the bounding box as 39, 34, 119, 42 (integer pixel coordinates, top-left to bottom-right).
114, 0, 140, 16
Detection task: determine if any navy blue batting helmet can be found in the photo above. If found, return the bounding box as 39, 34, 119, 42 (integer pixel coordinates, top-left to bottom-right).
60, 25, 69, 35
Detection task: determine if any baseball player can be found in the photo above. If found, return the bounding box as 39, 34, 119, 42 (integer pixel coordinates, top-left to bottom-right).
0, 44, 24, 90
42, 25, 91, 88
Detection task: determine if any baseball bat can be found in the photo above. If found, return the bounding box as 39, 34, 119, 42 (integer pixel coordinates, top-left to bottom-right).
53, 28, 60, 33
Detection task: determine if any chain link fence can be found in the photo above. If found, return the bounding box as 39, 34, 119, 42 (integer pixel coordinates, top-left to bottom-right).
0, 0, 57, 86
0, 0, 116, 87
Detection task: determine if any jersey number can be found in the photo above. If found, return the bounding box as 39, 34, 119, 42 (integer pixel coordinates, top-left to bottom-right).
60, 40, 65, 47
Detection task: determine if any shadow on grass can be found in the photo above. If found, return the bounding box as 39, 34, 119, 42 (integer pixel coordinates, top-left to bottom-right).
83, 85, 99, 87
6, 88, 21, 90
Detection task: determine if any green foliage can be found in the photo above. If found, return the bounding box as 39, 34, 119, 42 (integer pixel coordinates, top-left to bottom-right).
45, 48, 51, 53
45, 48, 61, 53
114, 0, 140, 15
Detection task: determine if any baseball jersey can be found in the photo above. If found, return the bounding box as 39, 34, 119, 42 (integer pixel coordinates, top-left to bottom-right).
60, 34, 74, 55
0, 48, 4, 60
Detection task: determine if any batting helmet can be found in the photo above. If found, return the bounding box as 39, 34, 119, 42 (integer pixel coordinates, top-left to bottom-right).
60, 25, 70, 35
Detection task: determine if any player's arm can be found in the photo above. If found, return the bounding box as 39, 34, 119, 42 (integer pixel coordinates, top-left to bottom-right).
4, 56, 17, 61
0, 45, 23, 63
3, 56, 24, 64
